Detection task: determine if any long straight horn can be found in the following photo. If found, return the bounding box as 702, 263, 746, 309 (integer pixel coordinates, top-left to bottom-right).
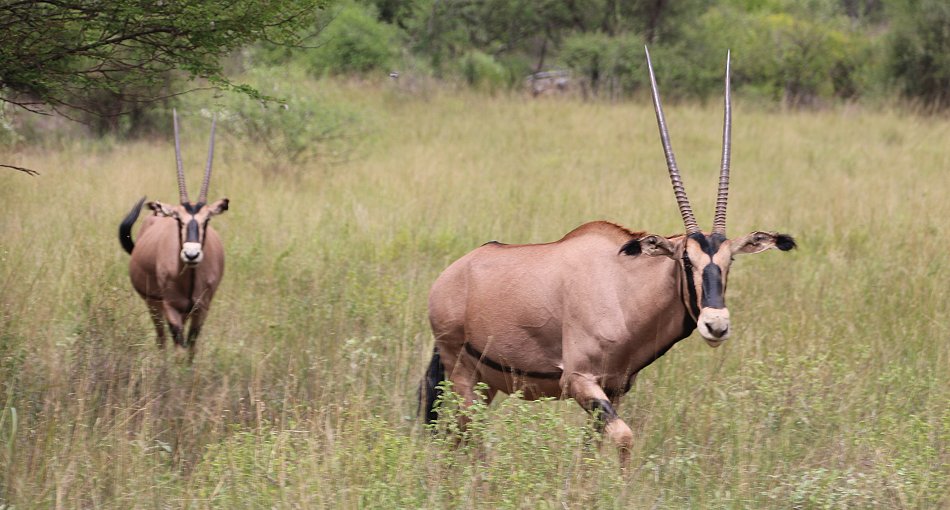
198, 113, 216, 205
712, 50, 732, 236
173, 108, 189, 205
645, 46, 700, 235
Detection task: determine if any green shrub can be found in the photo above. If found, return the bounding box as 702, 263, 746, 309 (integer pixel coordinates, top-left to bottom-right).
559, 32, 645, 98
559, 32, 610, 95
210, 67, 362, 173
887, 0, 950, 109
686, 6, 869, 106
304, 2, 402, 76
458, 51, 508, 93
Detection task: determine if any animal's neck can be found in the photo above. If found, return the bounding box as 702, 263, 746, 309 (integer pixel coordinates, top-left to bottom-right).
624, 257, 697, 377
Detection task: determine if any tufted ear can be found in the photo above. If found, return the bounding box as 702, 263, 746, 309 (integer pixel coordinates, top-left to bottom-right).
732, 231, 797, 255
147, 201, 177, 217
207, 198, 229, 216
620, 234, 678, 258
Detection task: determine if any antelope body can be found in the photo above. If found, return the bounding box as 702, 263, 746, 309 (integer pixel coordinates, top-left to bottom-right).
421, 49, 796, 466
119, 111, 229, 361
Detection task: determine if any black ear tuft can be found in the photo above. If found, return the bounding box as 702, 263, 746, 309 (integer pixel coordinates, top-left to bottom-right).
775, 233, 797, 251
619, 239, 642, 256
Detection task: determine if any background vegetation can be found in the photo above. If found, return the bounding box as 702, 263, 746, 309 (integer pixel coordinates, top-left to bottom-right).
5, 0, 950, 145
1, 79, 948, 507
1, 0, 949, 507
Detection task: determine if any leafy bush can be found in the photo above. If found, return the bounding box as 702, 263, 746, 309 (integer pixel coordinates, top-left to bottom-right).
211, 67, 362, 173
302, 2, 402, 77
887, 0, 950, 109
458, 51, 508, 93
559, 32, 644, 98
687, 6, 869, 106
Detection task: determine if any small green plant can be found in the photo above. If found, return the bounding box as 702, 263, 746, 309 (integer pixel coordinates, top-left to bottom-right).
212, 67, 362, 173
0, 103, 21, 148
458, 51, 508, 93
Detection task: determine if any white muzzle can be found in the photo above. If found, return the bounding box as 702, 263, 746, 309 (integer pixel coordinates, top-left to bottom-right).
697, 307, 731, 346
180, 242, 203, 265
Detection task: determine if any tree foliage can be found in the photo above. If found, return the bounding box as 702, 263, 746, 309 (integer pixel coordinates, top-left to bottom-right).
0, 0, 329, 119
887, 0, 950, 109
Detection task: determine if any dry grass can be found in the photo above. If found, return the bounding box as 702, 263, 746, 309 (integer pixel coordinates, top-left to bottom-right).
0, 80, 948, 508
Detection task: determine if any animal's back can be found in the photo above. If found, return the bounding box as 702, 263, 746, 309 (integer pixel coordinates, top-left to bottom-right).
428, 222, 640, 353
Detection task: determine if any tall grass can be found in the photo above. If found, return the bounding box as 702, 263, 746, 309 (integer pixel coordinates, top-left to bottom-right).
0, 82, 948, 508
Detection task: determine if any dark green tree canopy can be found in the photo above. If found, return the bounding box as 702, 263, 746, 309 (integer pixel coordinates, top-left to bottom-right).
0, 0, 328, 115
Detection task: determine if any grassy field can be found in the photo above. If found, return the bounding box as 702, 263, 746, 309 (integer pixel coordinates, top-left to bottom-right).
1, 80, 948, 508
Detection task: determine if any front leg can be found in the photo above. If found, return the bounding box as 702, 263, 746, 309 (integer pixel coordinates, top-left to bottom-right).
185, 304, 209, 363
161, 301, 186, 348
564, 372, 634, 469
146, 298, 167, 348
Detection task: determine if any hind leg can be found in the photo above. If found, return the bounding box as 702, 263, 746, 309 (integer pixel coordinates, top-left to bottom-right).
428, 326, 484, 427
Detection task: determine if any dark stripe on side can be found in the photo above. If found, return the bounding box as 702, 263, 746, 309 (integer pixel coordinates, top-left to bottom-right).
464, 342, 562, 380
119, 196, 146, 255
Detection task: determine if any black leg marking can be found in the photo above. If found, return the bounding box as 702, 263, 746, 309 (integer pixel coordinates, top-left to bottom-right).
170, 324, 185, 347
588, 398, 620, 430
186, 326, 200, 348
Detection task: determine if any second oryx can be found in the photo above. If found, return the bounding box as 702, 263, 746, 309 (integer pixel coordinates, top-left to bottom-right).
119, 110, 229, 362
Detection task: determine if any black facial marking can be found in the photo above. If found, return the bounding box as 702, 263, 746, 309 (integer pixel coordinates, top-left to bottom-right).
710, 232, 727, 249
186, 219, 200, 243
688, 232, 728, 309
682, 252, 701, 318
463, 342, 562, 380
776, 233, 797, 251
690, 232, 726, 255
701, 263, 726, 308
201, 218, 210, 246
182, 202, 205, 214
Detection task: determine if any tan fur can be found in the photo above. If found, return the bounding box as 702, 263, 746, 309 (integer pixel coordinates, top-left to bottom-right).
427, 221, 792, 465
426, 51, 795, 465
125, 200, 227, 362
430, 221, 687, 398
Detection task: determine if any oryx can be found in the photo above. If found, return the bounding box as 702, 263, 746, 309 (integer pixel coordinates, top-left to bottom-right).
118, 110, 229, 362
420, 49, 796, 466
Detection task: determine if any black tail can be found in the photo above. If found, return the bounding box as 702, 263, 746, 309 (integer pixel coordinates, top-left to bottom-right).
418, 346, 446, 425
119, 196, 146, 255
